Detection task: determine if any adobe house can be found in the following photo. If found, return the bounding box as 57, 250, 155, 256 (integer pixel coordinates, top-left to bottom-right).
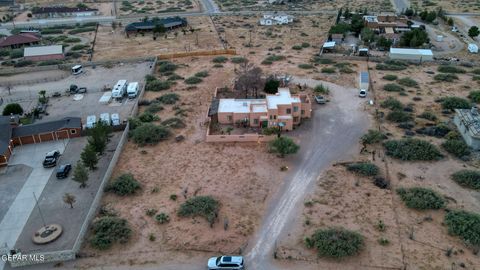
0, 117, 82, 166
211, 88, 311, 131
32, 6, 99, 18
0, 33, 41, 49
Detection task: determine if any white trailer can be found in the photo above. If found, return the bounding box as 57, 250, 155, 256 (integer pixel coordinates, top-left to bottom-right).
71, 65, 83, 75
359, 71, 369, 90
127, 82, 139, 98
112, 80, 128, 99
111, 113, 120, 126
86, 115, 96, 129
100, 113, 110, 125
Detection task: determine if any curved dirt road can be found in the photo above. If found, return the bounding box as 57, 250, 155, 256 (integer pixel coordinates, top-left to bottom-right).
244, 77, 371, 269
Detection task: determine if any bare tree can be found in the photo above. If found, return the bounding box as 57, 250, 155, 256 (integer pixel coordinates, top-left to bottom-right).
63, 193, 76, 209
234, 60, 265, 98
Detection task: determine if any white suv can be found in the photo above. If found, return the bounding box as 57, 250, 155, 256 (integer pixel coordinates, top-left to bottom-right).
207, 256, 244, 270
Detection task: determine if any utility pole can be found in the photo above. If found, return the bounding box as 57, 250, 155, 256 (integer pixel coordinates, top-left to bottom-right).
33, 192, 46, 227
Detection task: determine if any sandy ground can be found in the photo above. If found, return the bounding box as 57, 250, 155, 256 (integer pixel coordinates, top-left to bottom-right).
410, 0, 480, 12
117, 0, 200, 16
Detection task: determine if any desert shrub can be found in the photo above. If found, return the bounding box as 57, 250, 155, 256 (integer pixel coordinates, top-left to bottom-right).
292, 45, 303, 50
262, 126, 281, 135
441, 97, 471, 110
438, 65, 466, 74
2, 103, 23, 116
41, 28, 64, 34
472, 69, 480, 75
301, 42, 310, 48
434, 73, 458, 82
145, 79, 171, 91
90, 217, 131, 250
185, 76, 203, 84
70, 44, 88, 51
156, 93, 179, 104
105, 173, 141, 196
269, 136, 300, 157
194, 70, 209, 77
145, 208, 157, 216
442, 139, 470, 158
383, 74, 398, 81
386, 111, 413, 123
418, 111, 437, 121
230, 57, 247, 63
376, 61, 408, 70
64, 37, 81, 43
178, 196, 219, 224
138, 112, 159, 122
321, 67, 336, 73
130, 123, 170, 145
451, 170, 480, 190
361, 130, 387, 144
14, 60, 33, 67
468, 91, 480, 103
68, 27, 95, 34
396, 187, 445, 210
416, 124, 450, 138
161, 117, 185, 128
383, 83, 404, 92
398, 77, 418, 87
158, 61, 177, 73
9, 49, 23, 59
381, 97, 403, 110
155, 213, 170, 224
37, 60, 63, 66
304, 228, 364, 258
212, 56, 228, 63
314, 84, 330, 95
167, 74, 184, 81
339, 66, 354, 73
213, 63, 223, 68
298, 64, 314, 69
145, 103, 163, 114
346, 162, 379, 177
383, 139, 443, 161
444, 210, 480, 249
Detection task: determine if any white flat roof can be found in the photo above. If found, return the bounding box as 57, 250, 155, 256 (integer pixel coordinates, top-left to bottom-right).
218, 99, 266, 114
24, 45, 63, 57
389, 48, 433, 56
266, 88, 300, 110
323, 41, 336, 48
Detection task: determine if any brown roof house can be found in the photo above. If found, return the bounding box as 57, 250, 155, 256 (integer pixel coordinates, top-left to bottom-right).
24, 45, 64, 61
0, 33, 41, 49
32, 6, 99, 18
1, 117, 82, 166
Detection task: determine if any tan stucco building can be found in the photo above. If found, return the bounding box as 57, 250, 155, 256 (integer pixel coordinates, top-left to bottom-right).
216, 88, 311, 131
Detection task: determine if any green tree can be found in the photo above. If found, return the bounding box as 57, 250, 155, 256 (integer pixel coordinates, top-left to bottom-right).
425, 11, 437, 23
38, 90, 47, 104
376, 36, 393, 50
269, 136, 300, 158
153, 24, 166, 35
2, 103, 23, 116
87, 121, 111, 155
400, 29, 429, 48
72, 161, 89, 188
468, 26, 480, 38
264, 77, 280, 94
361, 28, 375, 44
447, 17, 454, 26
63, 193, 76, 208
81, 144, 98, 170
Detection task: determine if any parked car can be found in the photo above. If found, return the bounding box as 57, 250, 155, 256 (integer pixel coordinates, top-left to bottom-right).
359, 89, 367, 98
69, 84, 87, 94
43, 150, 60, 168
315, 95, 326, 104
56, 164, 72, 179
208, 256, 244, 270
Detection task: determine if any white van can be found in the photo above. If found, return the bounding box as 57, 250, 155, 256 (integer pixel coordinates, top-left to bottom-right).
127, 82, 139, 98
72, 65, 83, 75
112, 80, 128, 99
86, 115, 96, 129
111, 113, 120, 126
100, 113, 110, 125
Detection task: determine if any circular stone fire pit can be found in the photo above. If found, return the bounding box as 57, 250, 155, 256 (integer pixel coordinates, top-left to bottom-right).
32, 224, 63, 245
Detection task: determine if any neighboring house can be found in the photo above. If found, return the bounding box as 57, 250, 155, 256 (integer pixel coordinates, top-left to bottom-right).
24, 45, 64, 61
389, 48, 433, 62
0, 117, 82, 166
331, 33, 343, 44
363, 13, 408, 33
32, 6, 99, 18
0, 33, 41, 49
454, 108, 480, 150
259, 13, 294, 26
125, 17, 188, 35
212, 88, 311, 131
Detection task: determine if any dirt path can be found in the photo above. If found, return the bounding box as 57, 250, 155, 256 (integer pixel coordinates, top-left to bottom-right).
244, 77, 371, 269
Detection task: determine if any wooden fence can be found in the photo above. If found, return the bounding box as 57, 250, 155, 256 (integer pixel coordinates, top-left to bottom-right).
158, 49, 236, 60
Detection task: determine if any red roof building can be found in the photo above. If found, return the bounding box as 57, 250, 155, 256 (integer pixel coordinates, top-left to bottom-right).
0, 33, 41, 49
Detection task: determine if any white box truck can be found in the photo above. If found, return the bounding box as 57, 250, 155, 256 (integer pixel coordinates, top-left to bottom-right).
111, 113, 120, 126
100, 113, 110, 126
127, 82, 139, 98
112, 80, 128, 100
86, 115, 96, 129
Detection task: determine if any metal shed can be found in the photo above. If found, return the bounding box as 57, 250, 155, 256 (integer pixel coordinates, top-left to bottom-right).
389, 48, 433, 62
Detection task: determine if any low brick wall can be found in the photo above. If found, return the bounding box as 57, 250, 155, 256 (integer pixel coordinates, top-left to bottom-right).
206, 133, 275, 143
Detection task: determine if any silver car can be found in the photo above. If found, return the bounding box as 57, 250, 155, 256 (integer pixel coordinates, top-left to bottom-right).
359, 89, 367, 98
207, 256, 244, 270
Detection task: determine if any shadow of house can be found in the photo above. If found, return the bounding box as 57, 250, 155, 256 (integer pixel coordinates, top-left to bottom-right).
125, 17, 188, 36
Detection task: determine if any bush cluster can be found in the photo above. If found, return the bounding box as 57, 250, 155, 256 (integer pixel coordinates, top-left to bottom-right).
381, 97, 403, 110
212, 56, 228, 63
130, 123, 170, 145
346, 162, 379, 177
386, 110, 413, 123
444, 210, 480, 248
155, 213, 170, 224
383, 139, 443, 161
451, 170, 480, 190
383, 74, 398, 81
304, 228, 364, 258
396, 187, 445, 210
442, 139, 470, 158
314, 84, 330, 95
468, 91, 480, 103
434, 73, 459, 82
398, 78, 418, 87
321, 67, 336, 73
441, 97, 471, 110
161, 117, 185, 128
383, 83, 404, 92
90, 217, 131, 250
146, 79, 171, 91
438, 65, 466, 74
361, 130, 387, 144
178, 196, 220, 224
418, 111, 437, 121
105, 173, 141, 196
185, 76, 203, 84
156, 93, 179, 104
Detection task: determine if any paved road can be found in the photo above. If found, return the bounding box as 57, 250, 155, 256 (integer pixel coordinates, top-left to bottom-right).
244, 77, 370, 269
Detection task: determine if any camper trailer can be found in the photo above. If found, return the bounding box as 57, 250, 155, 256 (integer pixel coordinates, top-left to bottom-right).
127, 82, 139, 98
112, 80, 128, 100
111, 113, 120, 126
86, 115, 96, 129
100, 113, 110, 126
71, 65, 83, 75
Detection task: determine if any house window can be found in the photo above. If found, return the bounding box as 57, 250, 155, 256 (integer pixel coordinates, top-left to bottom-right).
227, 115, 232, 122
301, 110, 305, 115
70, 129, 77, 134
253, 119, 259, 125
270, 115, 272, 120
293, 117, 299, 122
273, 115, 277, 120
286, 108, 291, 114
293, 106, 298, 112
